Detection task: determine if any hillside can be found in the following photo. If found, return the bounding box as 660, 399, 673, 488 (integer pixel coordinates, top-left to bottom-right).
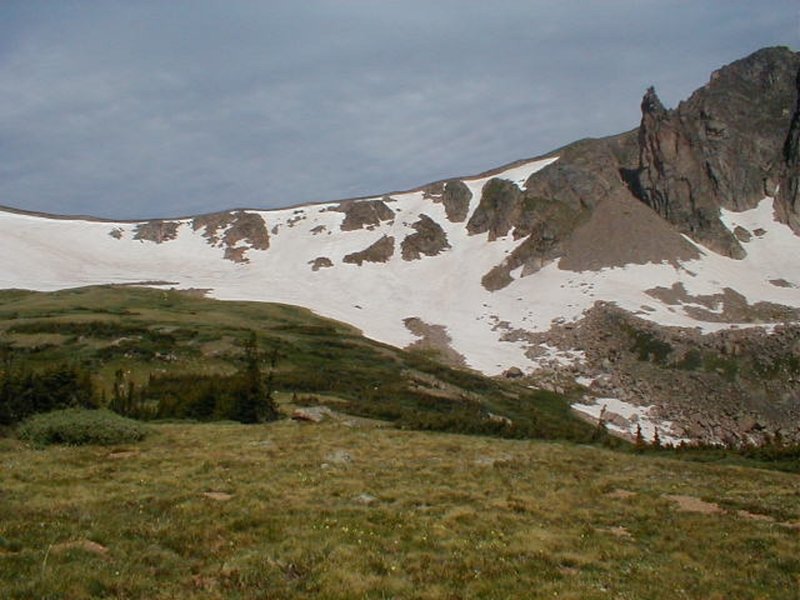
1, 47, 799, 443
0, 285, 599, 442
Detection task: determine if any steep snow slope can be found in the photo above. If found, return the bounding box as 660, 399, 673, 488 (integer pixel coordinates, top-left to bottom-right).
2, 156, 800, 378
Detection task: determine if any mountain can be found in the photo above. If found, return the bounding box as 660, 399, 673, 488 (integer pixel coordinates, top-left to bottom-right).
2, 46, 800, 445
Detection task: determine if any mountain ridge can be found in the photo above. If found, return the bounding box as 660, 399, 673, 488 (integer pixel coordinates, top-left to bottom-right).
2, 46, 799, 445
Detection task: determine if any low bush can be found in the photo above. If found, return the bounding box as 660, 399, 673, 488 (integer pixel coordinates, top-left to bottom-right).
17, 408, 148, 446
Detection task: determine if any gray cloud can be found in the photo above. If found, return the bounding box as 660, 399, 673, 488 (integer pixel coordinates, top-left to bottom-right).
0, 0, 797, 219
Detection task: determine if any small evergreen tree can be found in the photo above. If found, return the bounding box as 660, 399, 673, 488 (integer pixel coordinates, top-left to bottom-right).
232, 332, 279, 424
634, 423, 645, 451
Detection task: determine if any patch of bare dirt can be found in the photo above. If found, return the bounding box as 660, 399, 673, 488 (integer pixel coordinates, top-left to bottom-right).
202, 491, 234, 502
107, 450, 138, 460
52, 540, 110, 557
664, 494, 723, 514
606, 489, 637, 500
403, 317, 467, 368
559, 194, 700, 272
645, 283, 800, 322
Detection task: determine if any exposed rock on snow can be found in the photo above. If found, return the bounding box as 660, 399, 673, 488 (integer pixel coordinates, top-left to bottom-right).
401, 214, 450, 261
133, 220, 181, 243
342, 235, 395, 265
334, 198, 395, 231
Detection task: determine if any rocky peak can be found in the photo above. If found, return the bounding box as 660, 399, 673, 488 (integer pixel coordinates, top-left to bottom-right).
634, 46, 800, 257
640, 86, 666, 117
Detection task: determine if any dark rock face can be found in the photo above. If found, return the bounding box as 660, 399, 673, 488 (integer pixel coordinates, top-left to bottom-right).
133, 220, 180, 243
439, 180, 472, 222
481, 199, 584, 291
401, 214, 450, 261
524, 133, 639, 215
422, 180, 471, 222
343, 235, 395, 265
335, 198, 395, 231
466, 178, 523, 240
778, 64, 800, 233
634, 47, 800, 255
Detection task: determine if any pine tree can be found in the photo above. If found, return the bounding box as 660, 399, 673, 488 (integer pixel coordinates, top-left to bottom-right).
635, 423, 645, 451
233, 331, 279, 423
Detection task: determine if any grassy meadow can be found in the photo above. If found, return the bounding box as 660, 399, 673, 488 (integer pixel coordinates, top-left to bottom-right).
1, 286, 799, 598
2, 417, 799, 599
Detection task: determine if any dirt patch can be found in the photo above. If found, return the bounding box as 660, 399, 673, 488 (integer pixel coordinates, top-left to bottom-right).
646, 283, 800, 322
52, 540, 109, 557
664, 494, 723, 514
606, 489, 637, 500
202, 491, 234, 502
736, 510, 775, 522
107, 450, 139, 460
559, 194, 699, 272
604, 526, 633, 539
404, 317, 467, 368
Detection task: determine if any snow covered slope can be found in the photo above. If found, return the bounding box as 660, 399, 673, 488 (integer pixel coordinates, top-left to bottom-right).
2, 156, 799, 378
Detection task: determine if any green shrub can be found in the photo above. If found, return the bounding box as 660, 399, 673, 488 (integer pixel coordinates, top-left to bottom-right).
17, 408, 148, 446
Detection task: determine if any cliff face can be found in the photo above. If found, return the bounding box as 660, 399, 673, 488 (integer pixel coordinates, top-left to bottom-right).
778, 65, 800, 233
634, 46, 800, 256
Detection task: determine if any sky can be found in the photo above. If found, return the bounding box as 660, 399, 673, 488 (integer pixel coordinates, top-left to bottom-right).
0, 1, 797, 220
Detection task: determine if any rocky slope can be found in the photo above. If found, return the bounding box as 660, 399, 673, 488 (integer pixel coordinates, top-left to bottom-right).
1, 46, 799, 444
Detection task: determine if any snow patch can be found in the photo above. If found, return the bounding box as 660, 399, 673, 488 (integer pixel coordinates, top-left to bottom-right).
572, 396, 689, 445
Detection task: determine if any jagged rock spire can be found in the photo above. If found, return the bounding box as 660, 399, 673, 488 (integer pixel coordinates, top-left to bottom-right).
641, 86, 667, 117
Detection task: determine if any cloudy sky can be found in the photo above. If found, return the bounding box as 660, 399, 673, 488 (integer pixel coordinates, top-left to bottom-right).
0, 1, 797, 220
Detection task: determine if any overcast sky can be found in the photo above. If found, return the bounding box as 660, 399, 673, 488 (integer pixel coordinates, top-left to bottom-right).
0, 1, 797, 220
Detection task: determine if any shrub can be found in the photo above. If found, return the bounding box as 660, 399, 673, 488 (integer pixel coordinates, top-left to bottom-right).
17, 408, 148, 446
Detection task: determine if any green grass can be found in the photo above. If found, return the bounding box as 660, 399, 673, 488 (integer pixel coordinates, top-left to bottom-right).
1, 420, 798, 598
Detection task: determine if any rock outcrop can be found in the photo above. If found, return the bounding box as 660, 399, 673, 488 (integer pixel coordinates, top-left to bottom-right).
778, 63, 800, 233
467, 178, 523, 240
634, 46, 800, 256
335, 198, 395, 231
309, 257, 333, 271
401, 214, 450, 261
343, 235, 395, 265
517, 302, 800, 444
133, 220, 180, 243
424, 180, 472, 223
193, 211, 270, 263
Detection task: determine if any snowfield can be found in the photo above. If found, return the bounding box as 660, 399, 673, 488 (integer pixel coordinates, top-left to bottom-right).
1, 156, 800, 380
